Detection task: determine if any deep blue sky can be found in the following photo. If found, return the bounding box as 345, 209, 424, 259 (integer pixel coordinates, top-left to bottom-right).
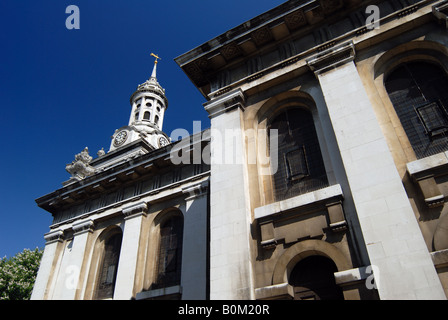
0, 0, 284, 258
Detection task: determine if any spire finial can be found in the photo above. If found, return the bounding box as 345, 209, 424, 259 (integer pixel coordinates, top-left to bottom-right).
150, 53, 161, 79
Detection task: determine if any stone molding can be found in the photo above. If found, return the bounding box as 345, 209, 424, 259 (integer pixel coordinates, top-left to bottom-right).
271, 239, 352, 285
334, 266, 371, 287
433, 0, 448, 29
135, 285, 182, 300
44, 230, 64, 244
431, 248, 448, 268
175, 0, 439, 100
72, 219, 94, 236
406, 152, 447, 207
203, 89, 246, 118
254, 282, 294, 300
254, 184, 344, 220
49, 168, 210, 228
254, 184, 346, 249
306, 41, 355, 75
122, 201, 148, 219
182, 180, 209, 201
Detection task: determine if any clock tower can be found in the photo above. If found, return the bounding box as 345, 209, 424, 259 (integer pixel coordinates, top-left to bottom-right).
109, 53, 170, 152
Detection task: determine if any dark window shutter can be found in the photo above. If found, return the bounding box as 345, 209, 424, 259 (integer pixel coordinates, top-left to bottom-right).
269, 108, 328, 201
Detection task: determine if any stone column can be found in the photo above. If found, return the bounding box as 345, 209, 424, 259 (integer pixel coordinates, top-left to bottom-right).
114, 201, 147, 300
203, 89, 254, 299
307, 41, 445, 299
31, 230, 64, 300
181, 180, 209, 299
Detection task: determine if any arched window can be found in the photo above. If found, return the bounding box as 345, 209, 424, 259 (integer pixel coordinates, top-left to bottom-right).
154, 214, 184, 289
143, 111, 150, 121
385, 61, 448, 158
135, 112, 139, 121
289, 256, 343, 300
94, 230, 122, 300
268, 108, 328, 201
155, 115, 159, 125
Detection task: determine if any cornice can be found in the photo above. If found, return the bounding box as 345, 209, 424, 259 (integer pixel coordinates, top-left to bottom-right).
36, 132, 210, 212
47, 171, 210, 229
176, 0, 438, 98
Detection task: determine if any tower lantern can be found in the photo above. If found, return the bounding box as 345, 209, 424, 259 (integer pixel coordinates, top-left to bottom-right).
109, 52, 170, 152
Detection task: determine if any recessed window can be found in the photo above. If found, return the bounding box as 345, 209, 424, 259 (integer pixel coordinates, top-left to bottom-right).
268, 108, 328, 201
385, 62, 448, 158
153, 214, 184, 290
143, 111, 150, 121
94, 232, 122, 300
155, 115, 159, 125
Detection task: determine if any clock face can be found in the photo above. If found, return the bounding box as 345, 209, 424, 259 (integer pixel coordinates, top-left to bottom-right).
114, 130, 128, 147
158, 136, 169, 147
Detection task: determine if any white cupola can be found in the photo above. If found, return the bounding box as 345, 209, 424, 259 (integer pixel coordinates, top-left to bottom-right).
108, 54, 170, 153
128, 54, 168, 130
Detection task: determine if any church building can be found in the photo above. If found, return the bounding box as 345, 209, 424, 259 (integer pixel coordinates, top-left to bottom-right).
32, 0, 448, 300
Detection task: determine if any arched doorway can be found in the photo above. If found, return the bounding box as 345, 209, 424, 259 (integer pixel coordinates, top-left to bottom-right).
289, 255, 343, 300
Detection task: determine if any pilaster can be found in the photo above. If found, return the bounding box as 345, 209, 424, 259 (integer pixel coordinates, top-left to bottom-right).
114, 201, 148, 300
55, 219, 94, 300
31, 230, 64, 300
204, 90, 254, 299
180, 180, 209, 299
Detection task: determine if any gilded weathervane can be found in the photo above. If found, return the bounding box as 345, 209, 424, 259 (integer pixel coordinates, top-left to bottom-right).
151, 52, 161, 64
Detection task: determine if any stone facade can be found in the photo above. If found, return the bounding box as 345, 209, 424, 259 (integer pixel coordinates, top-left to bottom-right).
32, 138, 210, 300
33, 0, 448, 300
31, 63, 210, 300
176, 0, 448, 300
